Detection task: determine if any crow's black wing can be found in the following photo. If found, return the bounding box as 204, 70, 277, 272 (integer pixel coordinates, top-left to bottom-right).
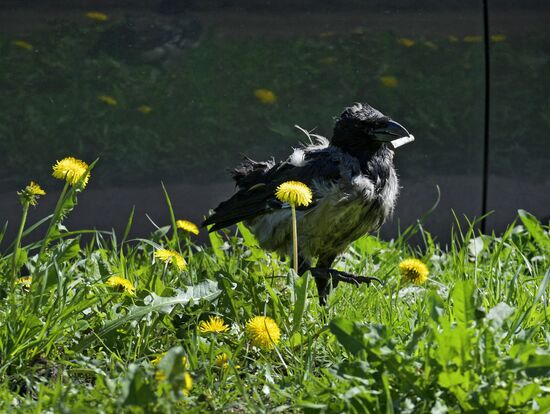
202, 149, 341, 232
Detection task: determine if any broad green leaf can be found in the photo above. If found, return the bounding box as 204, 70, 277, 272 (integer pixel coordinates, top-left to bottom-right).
57, 238, 80, 263
509, 383, 540, 406
14, 248, 28, 269
120, 364, 156, 407
145, 280, 221, 313
518, 209, 550, 250
291, 272, 309, 334
381, 372, 394, 414
207, 225, 225, 260
74, 280, 220, 351
452, 280, 476, 325
329, 318, 365, 355
237, 222, 259, 247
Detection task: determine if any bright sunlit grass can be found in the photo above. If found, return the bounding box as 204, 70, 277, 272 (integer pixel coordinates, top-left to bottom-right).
0, 159, 548, 412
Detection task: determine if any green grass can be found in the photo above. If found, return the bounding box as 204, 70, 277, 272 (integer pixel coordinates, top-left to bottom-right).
0, 161, 549, 413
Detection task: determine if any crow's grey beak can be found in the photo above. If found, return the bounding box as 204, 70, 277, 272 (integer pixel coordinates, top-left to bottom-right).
371, 120, 415, 149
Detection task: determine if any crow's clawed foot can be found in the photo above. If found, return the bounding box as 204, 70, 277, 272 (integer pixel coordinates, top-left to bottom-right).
310, 267, 382, 287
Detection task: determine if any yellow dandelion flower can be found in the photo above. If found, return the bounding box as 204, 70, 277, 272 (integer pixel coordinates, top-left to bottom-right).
246, 316, 281, 349
318, 56, 337, 65
399, 258, 429, 285
254, 89, 277, 105
16, 276, 32, 292
198, 316, 229, 334
86, 11, 108, 21
275, 181, 313, 207
26, 181, 45, 196
154, 248, 187, 271
463, 35, 482, 43
18, 181, 46, 206
182, 372, 193, 395
380, 75, 398, 88
106, 275, 135, 294
448, 35, 459, 43
215, 352, 229, 370
398, 38, 415, 47
491, 34, 506, 42
98, 95, 117, 106
137, 105, 153, 114
176, 219, 199, 235
52, 157, 90, 188
13, 40, 33, 50
16, 276, 32, 286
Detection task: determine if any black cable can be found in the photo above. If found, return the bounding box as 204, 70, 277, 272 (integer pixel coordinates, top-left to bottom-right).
481, 0, 491, 234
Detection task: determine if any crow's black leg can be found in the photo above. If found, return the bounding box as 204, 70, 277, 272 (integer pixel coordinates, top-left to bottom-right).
297, 255, 332, 306
309, 256, 382, 306
310, 255, 336, 306
297, 256, 311, 276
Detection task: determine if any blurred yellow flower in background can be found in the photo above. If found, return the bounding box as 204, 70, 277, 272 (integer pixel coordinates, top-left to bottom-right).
182, 372, 193, 395
176, 219, 199, 235
154, 248, 187, 271
155, 370, 166, 381
398, 38, 415, 47
215, 352, 229, 370
254, 89, 277, 104
424, 41, 438, 50
246, 316, 281, 349
13, 40, 33, 50
86, 11, 108, 21
137, 105, 153, 114
379, 76, 398, 88
448, 35, 459, 43
463, 35, 482, 43
106, 275, 135, 294
399, 258, 429, 285
491, 34, 506, 42
52, 157, 90, 188
152, 353, 188, 368
98, 95, 117, 106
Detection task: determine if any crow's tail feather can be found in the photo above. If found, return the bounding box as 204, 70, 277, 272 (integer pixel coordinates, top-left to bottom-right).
201, 195, 273, 232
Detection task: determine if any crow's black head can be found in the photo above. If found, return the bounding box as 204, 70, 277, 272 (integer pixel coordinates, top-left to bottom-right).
332, 103, 414, 152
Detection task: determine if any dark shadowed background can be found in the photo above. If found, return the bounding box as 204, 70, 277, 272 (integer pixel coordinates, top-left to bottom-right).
0, 0, 549, 247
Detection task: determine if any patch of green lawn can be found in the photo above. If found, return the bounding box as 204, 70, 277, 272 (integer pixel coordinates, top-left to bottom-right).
0, 159, 548, 412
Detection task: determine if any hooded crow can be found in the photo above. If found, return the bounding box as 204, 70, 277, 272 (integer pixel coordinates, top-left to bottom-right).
203, 103, 414, 305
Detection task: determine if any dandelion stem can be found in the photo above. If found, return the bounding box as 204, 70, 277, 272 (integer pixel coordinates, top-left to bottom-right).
11, 201, 29, 284
38, 181, 69, 261
291, 204, 298, 274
